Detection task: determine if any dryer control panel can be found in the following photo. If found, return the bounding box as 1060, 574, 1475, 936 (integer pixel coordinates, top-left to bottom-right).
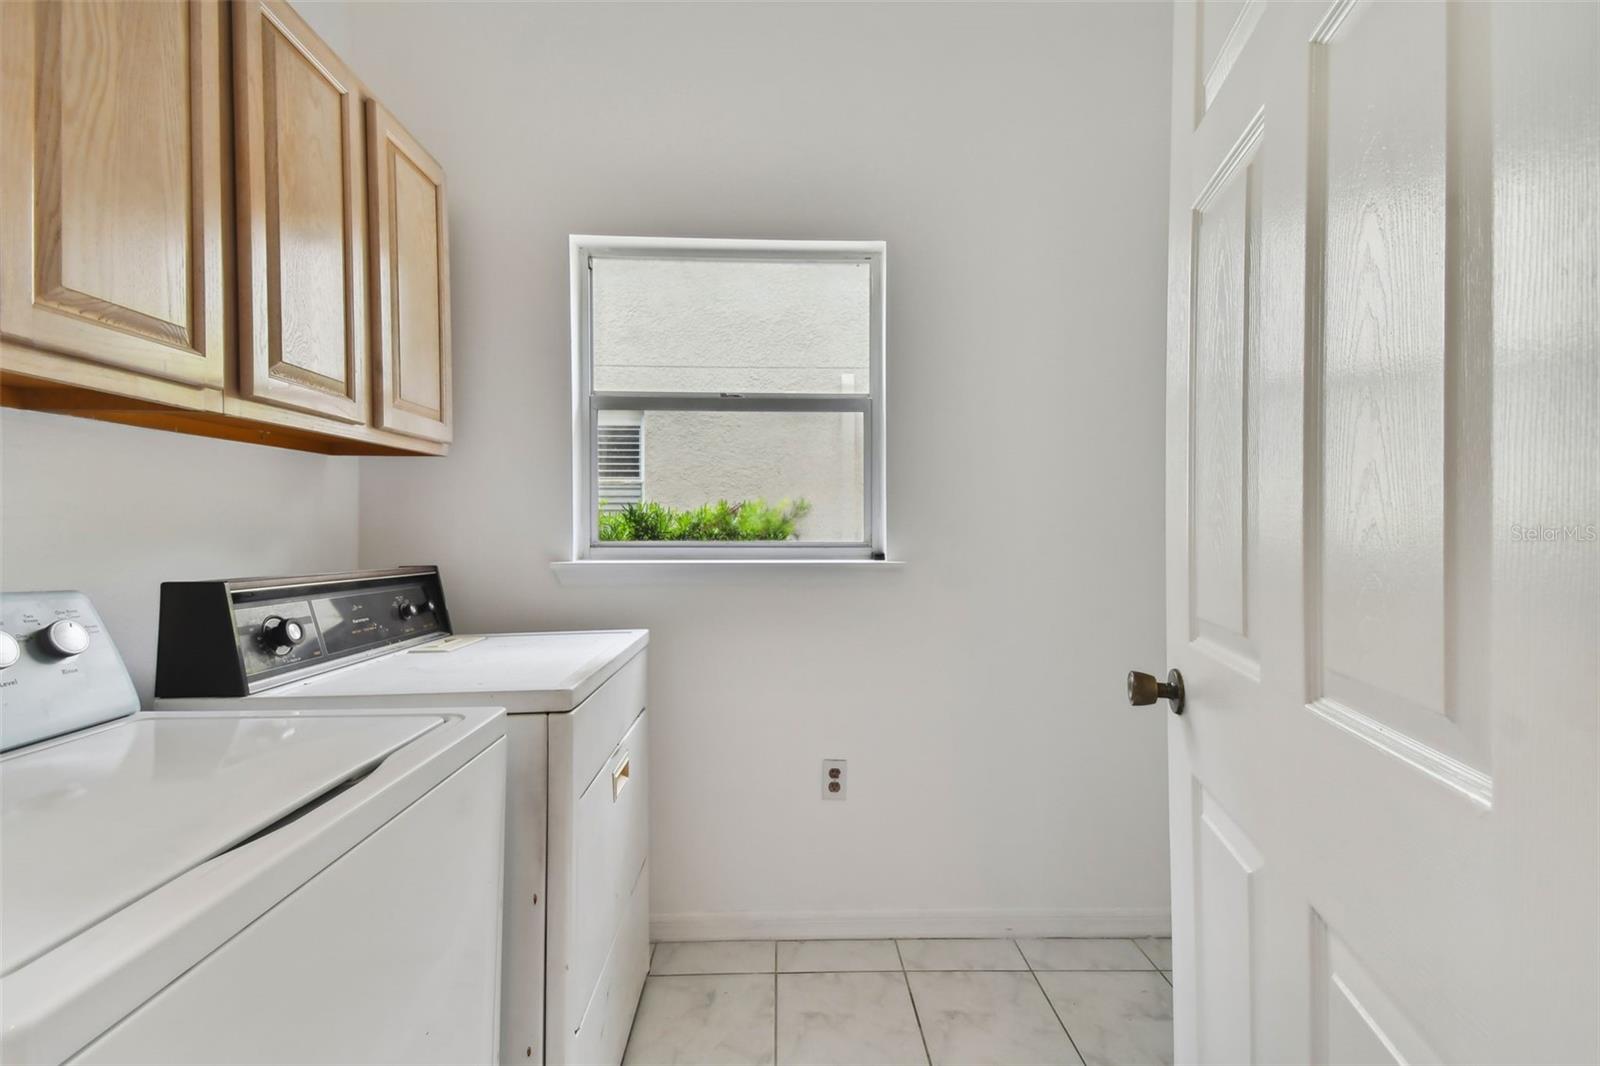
156, 567, 452, 697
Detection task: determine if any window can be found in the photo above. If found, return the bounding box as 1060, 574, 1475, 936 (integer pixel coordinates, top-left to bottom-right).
571, 237, 886, 560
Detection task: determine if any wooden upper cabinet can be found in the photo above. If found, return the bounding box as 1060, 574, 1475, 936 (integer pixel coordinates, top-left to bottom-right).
0, 0, 228, 388
2, 0, 452, 456
366, 101, 452, 444
232, 0, 367, 424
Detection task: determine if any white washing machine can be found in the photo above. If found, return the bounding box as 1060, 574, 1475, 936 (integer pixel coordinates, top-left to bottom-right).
152, 567, 651, 1066
0, 591, 507, 1066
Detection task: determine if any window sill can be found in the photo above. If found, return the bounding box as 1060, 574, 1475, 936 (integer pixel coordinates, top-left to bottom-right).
551, 558, 906, 586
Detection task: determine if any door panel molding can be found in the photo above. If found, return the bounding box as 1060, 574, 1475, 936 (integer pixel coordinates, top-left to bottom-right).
1305, 697, 1492, 806
1310, 914, 1442, 1065
1197, 0, 1267, 120
1188, 110, 1264, 678
1302, 0, 1493, 796
1193, 785, 1260, 1066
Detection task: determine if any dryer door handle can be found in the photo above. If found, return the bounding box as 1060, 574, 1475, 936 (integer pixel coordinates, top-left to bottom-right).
612, 755, 631, 801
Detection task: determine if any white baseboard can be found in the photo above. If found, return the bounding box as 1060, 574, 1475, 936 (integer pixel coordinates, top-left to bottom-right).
651, 908, 1171, 943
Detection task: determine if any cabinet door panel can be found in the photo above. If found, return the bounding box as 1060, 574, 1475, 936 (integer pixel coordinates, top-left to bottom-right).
0, 0, 226, 387
367, 100, 452, 443
234, 0, 366, 424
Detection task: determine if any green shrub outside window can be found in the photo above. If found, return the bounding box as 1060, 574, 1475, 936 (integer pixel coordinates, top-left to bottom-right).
598, 499, 812, 541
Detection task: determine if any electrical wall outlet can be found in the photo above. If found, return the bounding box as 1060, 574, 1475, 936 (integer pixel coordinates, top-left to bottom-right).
822, 758, 847, 800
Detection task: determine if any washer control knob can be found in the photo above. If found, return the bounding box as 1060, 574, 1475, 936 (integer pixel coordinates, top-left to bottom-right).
41, 619, 90, 658
398, 601, 421, 621
0, 631, 20, 669
261, 616, 304, 656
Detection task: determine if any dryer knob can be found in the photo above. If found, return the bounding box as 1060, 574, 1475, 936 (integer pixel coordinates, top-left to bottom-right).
261, 616, 304, 655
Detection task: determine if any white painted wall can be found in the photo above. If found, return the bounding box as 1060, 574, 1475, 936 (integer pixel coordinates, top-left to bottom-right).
318, 0, 1175, 936
0, 410, 359, 701
0, 1, 362, 710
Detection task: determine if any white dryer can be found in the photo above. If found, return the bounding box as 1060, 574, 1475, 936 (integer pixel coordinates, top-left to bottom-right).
153, 567, 650, 1066
0, 591, 507, 1066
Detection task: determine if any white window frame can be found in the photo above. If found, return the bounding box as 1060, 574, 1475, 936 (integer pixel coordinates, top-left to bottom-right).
570, 235, 887, 561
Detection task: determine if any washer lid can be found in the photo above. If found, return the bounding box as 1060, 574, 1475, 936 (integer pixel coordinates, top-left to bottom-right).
0, 713, 439, 975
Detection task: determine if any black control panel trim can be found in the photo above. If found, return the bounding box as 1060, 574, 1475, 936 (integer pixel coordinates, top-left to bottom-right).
156, 583, 248, 699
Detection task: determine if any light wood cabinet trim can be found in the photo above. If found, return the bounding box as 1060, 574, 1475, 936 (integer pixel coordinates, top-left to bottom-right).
4, 341, 445, 457
366, 99, 453, 444
233, 0, 368, 424
13, 400, 447, 456
2, 341, 222, 413
220, 393, 445, 454
0, 0, 229, 388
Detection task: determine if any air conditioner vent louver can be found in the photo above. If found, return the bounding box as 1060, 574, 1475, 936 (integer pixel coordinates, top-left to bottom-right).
598, 424, 643, 512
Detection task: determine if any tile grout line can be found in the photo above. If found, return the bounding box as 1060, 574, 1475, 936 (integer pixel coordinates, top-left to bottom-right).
1131, 936, 1164, 970
654, 966, 1158, 976
895, 940, 934, 1066
657, 969, 912, 976
625, 944, 663, 1066
1016, 938, 1087, 1066
619, 979, 643, 1065
646, 970, 782, 977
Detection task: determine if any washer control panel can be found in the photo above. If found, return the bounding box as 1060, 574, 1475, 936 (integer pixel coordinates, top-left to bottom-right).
0, 592, 138, 752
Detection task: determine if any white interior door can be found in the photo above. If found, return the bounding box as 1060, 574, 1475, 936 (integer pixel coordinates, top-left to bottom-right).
1161, 1, 1597, 1061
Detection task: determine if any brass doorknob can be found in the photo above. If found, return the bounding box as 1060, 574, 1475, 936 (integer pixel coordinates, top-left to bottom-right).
1128, 669, 1185, 715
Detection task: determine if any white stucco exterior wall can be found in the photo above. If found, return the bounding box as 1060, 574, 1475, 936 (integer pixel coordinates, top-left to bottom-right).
593, 256, 869, 540
640, 409, 864, 540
